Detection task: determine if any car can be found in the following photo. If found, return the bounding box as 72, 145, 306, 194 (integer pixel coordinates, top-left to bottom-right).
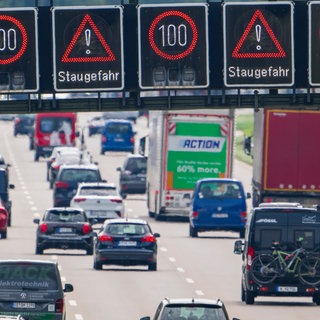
0, 168, 14, 227
0, 205, 8, 239
234, 202, 320, 305
33, 207, 95, 255
87, 115, 105, 136
0, 259, 73, 319
53, 164, 104, 207
189, 178, 250, 238
46, 146, 80, 181
93, 218, 160, 271
0, 114, 16, 121
48, 149, 94, 189
117, 154, 147, 198
13, 114, 35, 136
70, 182, 124, 223
140, 297, 240, 320
100, 119, 136, 154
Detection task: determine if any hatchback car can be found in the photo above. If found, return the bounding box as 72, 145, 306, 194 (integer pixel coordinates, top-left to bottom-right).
53, 164, 103, 207
117, 154, 147, 198
33, 207, 95, 255
0, 205, 8, 239
70, 182, 124, 223
189, 178, 250, 238
0, 259, 73, 319
100, 119, 135, 154
93, 218, 160, 271
87, 115, 105, 136
140, 297, 240, 320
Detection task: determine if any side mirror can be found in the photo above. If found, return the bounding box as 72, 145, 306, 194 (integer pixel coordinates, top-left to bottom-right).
116, 167, 122, 172
140, 317, 150, 320
64, 283, 74, 293
234, 240, 244, 255
153, 233, 160, 238
246, 192, 251, 199
33, 218, 40, 224
244, 136, 252, 156
9, 184, 15, 189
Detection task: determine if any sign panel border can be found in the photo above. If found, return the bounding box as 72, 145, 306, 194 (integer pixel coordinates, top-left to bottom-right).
52, 5, 124, 92
223, 1, 294, 88
138, 3, 209, 90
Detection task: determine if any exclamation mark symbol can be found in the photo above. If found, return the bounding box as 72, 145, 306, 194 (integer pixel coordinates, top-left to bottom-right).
255, 24, 261, 51
85, 29, 91, 54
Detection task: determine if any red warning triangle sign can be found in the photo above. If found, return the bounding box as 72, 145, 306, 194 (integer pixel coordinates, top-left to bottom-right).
232, 10, 286, 59
61, 14, 115, 63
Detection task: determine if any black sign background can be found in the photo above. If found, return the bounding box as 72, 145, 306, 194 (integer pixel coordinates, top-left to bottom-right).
138, 4, 208, 89
309, 2, 320, 86
0, 9, 38, 92
53, 6, 123, 92
224, 2, 294, 87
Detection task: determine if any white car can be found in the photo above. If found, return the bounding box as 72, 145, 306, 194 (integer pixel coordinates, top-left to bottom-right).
70, 182, 124, 223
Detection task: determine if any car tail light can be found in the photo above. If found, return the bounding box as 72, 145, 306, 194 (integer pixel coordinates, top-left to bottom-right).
55, 181, 69, 188
73, 198, 86, 203
192, 211, 199, 219
82, 223, 92, 234
52, 163, 60, 171
39, 223, 48, 233
116, 211, 122, 217
14, 118, 20, 124
240, 211, 247, 222
98, 234, 113, 242
141, 235, 156, 243
130, 136, 135, 144
55, 298, 64, 313
110, 198, 122, 203
0, 208, 7, 217
101, 136, 107, 143
247, 246, 255, 269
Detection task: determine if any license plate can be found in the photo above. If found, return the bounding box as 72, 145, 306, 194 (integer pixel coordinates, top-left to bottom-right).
88, 211, 107, 217
277, 286, 298, 292
13, 302, 36, 309
58, 227, 73, 233
212, 213, 229, 218
114, 138, 124, 142
118, 241, 137, 246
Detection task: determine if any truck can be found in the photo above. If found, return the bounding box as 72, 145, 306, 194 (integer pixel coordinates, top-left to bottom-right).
250, 108, 320, 207
146, 109, 235, 220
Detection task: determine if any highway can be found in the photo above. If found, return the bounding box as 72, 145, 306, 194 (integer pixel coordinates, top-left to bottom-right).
0, 113, 318, 320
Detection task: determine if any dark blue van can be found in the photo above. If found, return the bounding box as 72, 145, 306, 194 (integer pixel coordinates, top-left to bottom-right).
100, 119, 135, 154
189, 178, 250, 238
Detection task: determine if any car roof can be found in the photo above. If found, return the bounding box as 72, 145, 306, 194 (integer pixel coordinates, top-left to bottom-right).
46, 207, 84, 213
197, 178, 242, 184
77, 182, 115, 188
258, 202, 303, 208
0, 259, 57, 266
105, 119, 132, 124
125, 154, 146, 159
103, 218, 148, 225
59, 164, 99, 170
161, 297, 224, 307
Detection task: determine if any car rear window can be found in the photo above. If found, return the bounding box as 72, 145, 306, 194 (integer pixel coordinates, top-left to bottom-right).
79, 186, 117, 196
125, 158, 147, 173
45, 210, 86, 222
60, 169, 100, 182
106, 123, 132, 134
106, 223, 148, 236
0, 263, 59, 290
40, 117, 72, 134
198, 181, 242, 199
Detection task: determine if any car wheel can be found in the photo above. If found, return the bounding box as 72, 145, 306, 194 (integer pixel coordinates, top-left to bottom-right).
86, 246, 94, 255
100, 149, 104, 155
49, 179, 54, 189
148, 211, 155, 218
245, 290, 255, 305
240, 229, 245, 239
313, 293, 320, 305
34, 152, 39, 162
120, 192, 127, 199
148, 262, 157, 271
93, 260, 102, 270
241, 282, 245, 302
36, 245, 43, 255
189, 225, 198, 238
7, 210, 11, 227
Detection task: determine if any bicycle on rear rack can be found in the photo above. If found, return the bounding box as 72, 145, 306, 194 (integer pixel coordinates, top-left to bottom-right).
250, 239, 320, 286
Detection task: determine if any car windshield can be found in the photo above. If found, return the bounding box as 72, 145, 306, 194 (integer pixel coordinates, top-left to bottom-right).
45, 210, 86, 222
198, 182, 242, 199
106, 223, 148, 236
79, 186, 117, 196
161, 305, 227, 320
0, 262, 59, 290
106, 123, 131, 134
60, 169, 100, 182
125, 158, 147, 173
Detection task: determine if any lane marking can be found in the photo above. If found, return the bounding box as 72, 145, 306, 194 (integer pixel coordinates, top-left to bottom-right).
177, 267, 185, 273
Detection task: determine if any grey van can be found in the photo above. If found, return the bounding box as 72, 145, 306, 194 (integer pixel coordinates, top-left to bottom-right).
0, 260, 73, 319
234, 203, 320, 305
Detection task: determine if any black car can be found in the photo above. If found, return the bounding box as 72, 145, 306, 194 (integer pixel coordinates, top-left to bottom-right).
87, 115, 105, 136
33, 207, 95, 255
117, 154, 147, 198
93, 218, 160, 271
53, 164, 103, 207
0, 259, 73, 319
0, 168, 14, 227
13, 114, 35, 136
140, 297, 240, 320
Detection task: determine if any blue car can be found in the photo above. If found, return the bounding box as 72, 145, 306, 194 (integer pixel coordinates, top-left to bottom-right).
189, 178, 250, 238
100, 119, 135, 154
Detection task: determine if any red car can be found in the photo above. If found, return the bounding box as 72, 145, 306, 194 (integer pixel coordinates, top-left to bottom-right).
0, 205, 8, 239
